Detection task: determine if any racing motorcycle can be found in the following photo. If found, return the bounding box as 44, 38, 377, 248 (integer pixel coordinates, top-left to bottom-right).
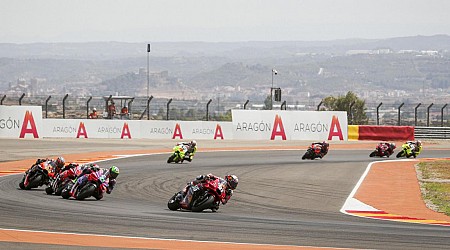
302, 144, 327, 160
168, 177, 224, 212
369, 143, 395, 158
396, 142, 421, 158
45, 172, 72, 195
61, 171, 108, 200
167, 144, 188, 163
19, 163, 50, 190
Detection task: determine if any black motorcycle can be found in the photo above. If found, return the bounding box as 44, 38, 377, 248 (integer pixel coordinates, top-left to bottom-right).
19, 164, 49, 190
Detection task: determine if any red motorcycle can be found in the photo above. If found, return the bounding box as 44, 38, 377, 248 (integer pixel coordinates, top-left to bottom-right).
369, 143, 395, 158
46, 163, 81, 195
168, 178, 225, 212
302, 144, 327, 160
61, 170, 108, 200
19, 163, 50, 190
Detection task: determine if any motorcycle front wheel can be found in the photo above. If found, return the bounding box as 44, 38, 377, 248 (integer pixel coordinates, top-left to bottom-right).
167, 193, 182, 211
369, 151, 377, 157
167, 154, 175, 163
191, 194, 215, 212
396, 151, 405, 158
45, 186, 53, 195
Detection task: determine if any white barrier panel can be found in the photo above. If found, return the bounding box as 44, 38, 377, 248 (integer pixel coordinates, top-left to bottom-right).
42, 119, 141, 139
141, 121, 233, 140
232, 110, 348, 141
42, 119, 232, 139
0, 106, 43, 138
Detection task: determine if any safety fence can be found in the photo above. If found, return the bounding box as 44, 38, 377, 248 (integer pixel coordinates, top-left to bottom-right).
1, 94, 449, 127
415, 126, 450, 139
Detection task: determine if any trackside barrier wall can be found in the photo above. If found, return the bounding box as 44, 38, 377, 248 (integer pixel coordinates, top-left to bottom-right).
0, 106, 43, 138
2, 106, 347, 141
41, 119, 232, 139
231, 110, 348, 141
349, 125, 415, 141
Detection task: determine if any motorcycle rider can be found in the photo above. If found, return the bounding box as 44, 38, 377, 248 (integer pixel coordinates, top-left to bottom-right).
19, 156, 66, 189
378, 142, 396, 156
177, 140, 197, 162
69, 165, 119, 199
406, 140, 423, 158
58, 162, 84, 182
311, 141, 329, 158
178, 173, 238, 211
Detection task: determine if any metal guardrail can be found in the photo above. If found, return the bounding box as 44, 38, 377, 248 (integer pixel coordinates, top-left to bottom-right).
415, 126, 450, 139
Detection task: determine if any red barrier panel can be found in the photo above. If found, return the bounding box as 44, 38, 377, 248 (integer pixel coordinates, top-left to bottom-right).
358, 126, 414, 141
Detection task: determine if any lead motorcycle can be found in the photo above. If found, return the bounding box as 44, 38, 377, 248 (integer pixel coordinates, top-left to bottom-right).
168, 178, 225, 212
167, 144, 188, 163
302, 144, 327, 160
369, 143, 395, 158
19, 163, 50, 190
61, 170, 108, 200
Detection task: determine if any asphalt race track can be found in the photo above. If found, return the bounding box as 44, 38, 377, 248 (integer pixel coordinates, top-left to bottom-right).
1, 148, 450, 249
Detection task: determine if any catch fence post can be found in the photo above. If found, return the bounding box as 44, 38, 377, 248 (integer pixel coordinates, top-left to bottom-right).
376, 102, 382, 125
414, 103, 421, 126
441, 104, 448, 127
19, 93, 25, 105
317, 101, 323, 111
147, 96, 153, 120
427, 103, 434, 127
166, 98, 172, 120
206, 99, 212, 121
243, 100, 249, 110
86, 96, 92, 118
63, 94, 69, 119
397, 103, 404, 126
45, 96, 52, 118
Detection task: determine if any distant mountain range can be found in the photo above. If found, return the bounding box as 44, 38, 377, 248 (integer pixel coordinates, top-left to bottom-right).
1, 35, 449, 59
0, 35, 449, 101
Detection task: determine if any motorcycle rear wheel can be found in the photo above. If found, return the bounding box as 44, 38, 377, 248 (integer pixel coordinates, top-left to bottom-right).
191, 195, 215, 212
25, 175, 42, 190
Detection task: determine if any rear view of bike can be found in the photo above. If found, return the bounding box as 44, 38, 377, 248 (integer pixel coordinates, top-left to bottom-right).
19, 165, 48, 190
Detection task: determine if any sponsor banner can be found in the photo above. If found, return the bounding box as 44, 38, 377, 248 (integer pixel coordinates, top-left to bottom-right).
42, 119, 140, 139
140, 120, 232, 140
41, 119, 232, 139
232, 110, 348, 141
0, 106, 43, 138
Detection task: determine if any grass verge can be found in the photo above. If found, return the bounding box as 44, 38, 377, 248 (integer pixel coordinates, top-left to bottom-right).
418, 161, 450, 216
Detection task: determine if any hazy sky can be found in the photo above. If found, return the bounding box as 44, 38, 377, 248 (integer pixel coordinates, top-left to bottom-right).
1, 0, 449, 43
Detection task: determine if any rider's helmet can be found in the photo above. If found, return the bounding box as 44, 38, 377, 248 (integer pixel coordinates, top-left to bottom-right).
190, 140, 197, 147
109, 166, 120, 179
322, 141, 329, 148
55, 157, 65, 169
390, 143, 396, 149
93, 108, 97, 112
225, 174, 238, 190
89, 163, 100, 171
416, 140, 422, 147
